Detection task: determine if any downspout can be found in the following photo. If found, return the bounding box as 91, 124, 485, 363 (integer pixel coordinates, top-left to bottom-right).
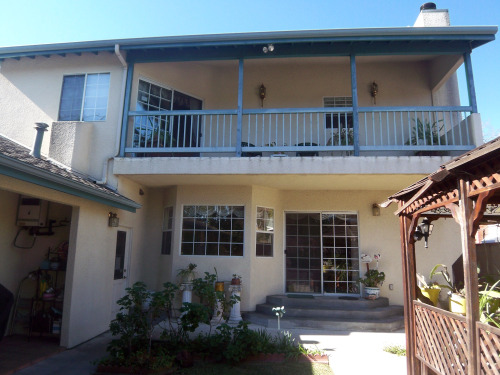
96, 44, 128, 185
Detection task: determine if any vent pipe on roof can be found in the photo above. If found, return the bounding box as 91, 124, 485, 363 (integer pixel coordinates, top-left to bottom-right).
30, 122, 48, 158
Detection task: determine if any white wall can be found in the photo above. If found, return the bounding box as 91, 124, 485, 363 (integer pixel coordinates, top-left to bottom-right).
0, 53, 125, 180
149, 183, 463, 309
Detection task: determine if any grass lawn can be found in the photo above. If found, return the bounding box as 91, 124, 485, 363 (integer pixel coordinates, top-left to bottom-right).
176, 361, 333, 374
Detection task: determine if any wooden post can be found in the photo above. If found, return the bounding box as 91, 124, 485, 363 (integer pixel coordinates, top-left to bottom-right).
457, 178, 479, 375
399, 206, 420, 375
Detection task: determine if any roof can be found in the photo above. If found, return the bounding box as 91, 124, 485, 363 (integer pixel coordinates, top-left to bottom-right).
0, 26, 496, 62
0, 136, 141, 212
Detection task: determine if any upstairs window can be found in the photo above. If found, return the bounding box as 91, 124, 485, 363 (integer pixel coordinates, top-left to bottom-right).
324, 96, 353, 129
58, 73, 110, 121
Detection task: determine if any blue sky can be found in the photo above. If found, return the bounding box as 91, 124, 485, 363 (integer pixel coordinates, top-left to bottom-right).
1, 0, 498, 140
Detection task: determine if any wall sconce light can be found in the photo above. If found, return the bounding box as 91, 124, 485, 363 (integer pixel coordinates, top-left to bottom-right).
262, 44, 274, 53
370, 81, 379, 104
372, 203, 381, 216
414, 217, 434, 248
108, 212, 119, 227
259, 84, 266, 108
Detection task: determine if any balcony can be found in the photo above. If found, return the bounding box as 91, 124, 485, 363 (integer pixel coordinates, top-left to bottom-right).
124, 106, 477, 158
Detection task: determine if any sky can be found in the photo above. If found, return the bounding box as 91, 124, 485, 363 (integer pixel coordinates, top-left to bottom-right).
0, 0, 498, 140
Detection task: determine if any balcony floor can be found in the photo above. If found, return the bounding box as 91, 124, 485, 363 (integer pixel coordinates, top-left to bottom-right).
113, 155, 452, 190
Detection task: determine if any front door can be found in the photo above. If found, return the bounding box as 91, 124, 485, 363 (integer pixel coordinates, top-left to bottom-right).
285, 212, 360, 295
111, 229, 131, 319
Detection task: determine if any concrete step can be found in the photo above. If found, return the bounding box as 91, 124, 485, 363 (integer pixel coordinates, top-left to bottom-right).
243, 312, 405, 332
256, 303, 404, 320
266, 294, 390, 309
244, 295, 404, 332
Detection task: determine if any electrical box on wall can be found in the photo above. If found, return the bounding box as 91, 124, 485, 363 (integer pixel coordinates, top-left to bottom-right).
16, 196, 49, 227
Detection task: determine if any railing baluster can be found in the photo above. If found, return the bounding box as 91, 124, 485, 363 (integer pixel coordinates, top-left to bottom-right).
379, 111, 383, 146
458, 111, 463, 145
363, 112, 367, 146
128, 107, 474, 155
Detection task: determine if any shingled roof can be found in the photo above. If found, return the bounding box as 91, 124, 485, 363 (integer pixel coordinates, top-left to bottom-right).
0, 135, 140, 212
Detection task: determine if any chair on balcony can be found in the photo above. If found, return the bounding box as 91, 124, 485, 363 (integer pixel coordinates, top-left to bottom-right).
241, 142, 262, 157
295, 142, 318, 157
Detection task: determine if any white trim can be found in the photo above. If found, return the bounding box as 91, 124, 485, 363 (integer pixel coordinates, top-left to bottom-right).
179, 204, 245, 257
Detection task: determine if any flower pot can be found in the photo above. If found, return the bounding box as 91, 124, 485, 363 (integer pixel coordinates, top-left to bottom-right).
449, 293, 466, 315
364, 286, 380, 300
421, 287, 441, 306
231, 278, 241, 285
215, 281, 225, 292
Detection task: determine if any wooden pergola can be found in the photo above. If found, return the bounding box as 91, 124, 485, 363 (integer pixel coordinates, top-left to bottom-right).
386, 136, 500, 375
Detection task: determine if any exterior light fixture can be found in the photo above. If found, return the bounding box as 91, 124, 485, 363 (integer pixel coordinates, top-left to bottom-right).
414, 217, 434, 248
108, 212, 119, 227
262, 44, 274, 53
372, 203, 381, 216
259, 84, 266, 108
370, 81, 379, 104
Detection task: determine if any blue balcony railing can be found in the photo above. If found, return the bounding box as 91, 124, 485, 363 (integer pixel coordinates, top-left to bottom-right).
123, 106, 475, 157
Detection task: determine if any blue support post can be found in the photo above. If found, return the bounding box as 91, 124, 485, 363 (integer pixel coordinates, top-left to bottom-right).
350, 55, 360, 156
463, 52, 478, 113
119, 64, 134, 157
236, 59, 244, 156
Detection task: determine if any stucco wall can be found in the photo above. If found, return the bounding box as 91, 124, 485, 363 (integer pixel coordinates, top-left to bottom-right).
0, 53, 125, 180
151, 184, 462, 310
130, 58, 436, 111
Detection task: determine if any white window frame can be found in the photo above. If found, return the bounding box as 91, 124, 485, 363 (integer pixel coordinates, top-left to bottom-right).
256, 206, 274, 257
58, 72, 110, 122
161, 206, 174, 255
180, 205, 245, 257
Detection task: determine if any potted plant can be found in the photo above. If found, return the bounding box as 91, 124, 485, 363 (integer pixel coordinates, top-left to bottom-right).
231, 274, 242, 285
177, 263, 197, 283
359, 269, 386, 300
430, 264, 465, 315
417, 273, 442, 307
405, 118, 447, 156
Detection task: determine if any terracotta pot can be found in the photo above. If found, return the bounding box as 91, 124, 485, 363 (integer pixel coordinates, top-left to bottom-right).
231, 278, 241, 285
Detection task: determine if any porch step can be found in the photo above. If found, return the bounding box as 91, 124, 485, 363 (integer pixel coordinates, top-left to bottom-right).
243, 295, 404, 332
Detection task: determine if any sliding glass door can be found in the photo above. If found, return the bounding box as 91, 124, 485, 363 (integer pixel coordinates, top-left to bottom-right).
285, 212, 359, 295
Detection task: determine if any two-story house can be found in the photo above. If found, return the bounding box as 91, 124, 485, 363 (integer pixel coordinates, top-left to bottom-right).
0, 4, 496, 348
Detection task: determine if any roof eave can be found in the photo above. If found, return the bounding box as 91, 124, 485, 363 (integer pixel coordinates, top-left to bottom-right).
0, 155, 141, 213
0, 26, 496, 60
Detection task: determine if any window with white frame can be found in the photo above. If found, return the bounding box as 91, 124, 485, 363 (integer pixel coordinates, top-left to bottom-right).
58, 73, 110, 121
181, 205, 244, 256
324, 96, 353, 129
256, 207, 274, 257
161, 206, 174, 255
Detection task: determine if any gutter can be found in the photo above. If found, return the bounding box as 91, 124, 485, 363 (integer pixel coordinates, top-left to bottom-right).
0, 154, 141, 212
96, 44, 128, 185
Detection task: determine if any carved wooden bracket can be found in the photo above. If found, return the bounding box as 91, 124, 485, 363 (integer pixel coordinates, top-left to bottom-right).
469, 190, 496, 237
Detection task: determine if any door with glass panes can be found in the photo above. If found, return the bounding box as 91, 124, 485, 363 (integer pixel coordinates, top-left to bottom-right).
285, 212, 360, 295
